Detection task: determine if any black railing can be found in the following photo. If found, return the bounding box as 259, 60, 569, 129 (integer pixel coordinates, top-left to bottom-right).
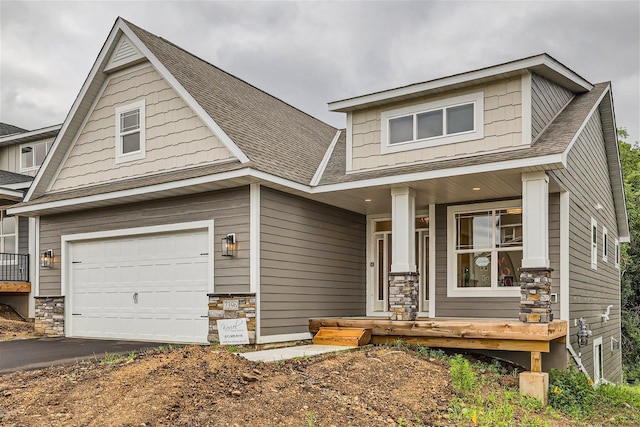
0, 253, 29, 282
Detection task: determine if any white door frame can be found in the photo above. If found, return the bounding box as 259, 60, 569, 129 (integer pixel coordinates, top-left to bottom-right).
62, 220, 215, 338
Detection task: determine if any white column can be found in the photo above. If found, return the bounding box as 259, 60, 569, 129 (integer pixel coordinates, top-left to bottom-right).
521, 171, 549, 269
390, 187, 416, 273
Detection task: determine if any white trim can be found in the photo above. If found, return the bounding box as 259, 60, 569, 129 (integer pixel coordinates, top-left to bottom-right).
62, 220, 215, 338
0, 188, 25, 200
19, 139, 52, 173
390, 187, 416, 273
593, 336, 604, 384
561, 86, 610, 165
560, 191, 569, 321
447, 200, 523, 298
346, 112, 353, 172
0, 124, 62, 145
521, 171, 550, 269
380, 92, 484, 154
591, 217, 598, 270
2, 181, 33, 190
310, 130, 341, 186
428, 203, 436, 317
602, 227, 608, 262
249, 183, 260, 293
28, 217, 37, 318
115, 99, 146, 163
119, 22, 250, 164
257, 332, 313, 344
521, 72, 532, 146
329, 54, 593, 112
615, 238, 620, 269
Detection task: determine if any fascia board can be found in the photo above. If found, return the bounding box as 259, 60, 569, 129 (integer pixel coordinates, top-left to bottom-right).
119, 23, 250, 164
310, 130, 341, 186
329, 54, 593, 112
0, 124, 62, 146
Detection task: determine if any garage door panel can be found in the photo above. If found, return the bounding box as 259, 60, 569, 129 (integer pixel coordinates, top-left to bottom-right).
70, 228, 210, 344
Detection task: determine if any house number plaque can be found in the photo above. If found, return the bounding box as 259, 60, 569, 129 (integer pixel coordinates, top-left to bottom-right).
223, 300, 239, 311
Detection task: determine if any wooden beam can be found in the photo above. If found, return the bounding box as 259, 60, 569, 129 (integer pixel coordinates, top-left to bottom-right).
370, 336, 550, 352
0, 282, 31, 293
310, 318, 568, 342
531, 351, 542, 372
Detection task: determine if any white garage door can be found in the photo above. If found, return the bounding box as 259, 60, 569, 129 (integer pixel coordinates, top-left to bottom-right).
69, 228, 210, 344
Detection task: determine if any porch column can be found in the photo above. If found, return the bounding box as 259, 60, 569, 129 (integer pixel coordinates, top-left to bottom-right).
389, 187, 418, 321
520, 172, 553, 324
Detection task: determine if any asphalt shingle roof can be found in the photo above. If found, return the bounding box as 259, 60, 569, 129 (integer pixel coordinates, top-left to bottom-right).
0, 170, 33, 186
0, 123, 27, 137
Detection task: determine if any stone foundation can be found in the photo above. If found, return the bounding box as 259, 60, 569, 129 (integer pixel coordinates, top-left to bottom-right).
388, 272, 419, 321
519, 268, 553, 323
34, 296, 65, 336
208, 293, 256, 343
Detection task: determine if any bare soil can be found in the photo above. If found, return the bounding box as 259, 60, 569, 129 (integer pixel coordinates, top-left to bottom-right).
0, 304, 38, 342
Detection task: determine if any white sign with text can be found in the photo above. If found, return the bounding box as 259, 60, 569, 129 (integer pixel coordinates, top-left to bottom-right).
217, 318, 250, 345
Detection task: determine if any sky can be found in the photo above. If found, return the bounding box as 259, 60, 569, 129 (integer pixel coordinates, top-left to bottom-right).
1, 1, 639, 143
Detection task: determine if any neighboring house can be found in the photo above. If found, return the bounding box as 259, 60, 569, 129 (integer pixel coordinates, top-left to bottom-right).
0, 124, 60, 318
9, 18, 627, 384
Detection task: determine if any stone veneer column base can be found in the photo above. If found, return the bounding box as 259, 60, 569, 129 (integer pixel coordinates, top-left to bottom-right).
388, 272, 419, 321
208, 293, 256, 344
519, 268, 553, 323
34, 296, 65, 336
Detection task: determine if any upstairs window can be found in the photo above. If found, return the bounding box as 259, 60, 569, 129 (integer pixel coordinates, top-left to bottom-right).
115, 100, 145, 163
381, 91, 484, 154
603, 227, 608, 262
20, 140, 52, 172
591, 218, 597, 270
0, 211, 16, 255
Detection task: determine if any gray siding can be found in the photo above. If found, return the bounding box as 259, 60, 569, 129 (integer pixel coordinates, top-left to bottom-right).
549, 108, 623, 383
18, 216, 29, 254
435, 194, 561, 319
39, 187, 250, 296
260, 188, 366, 337
531, 73, 574, 140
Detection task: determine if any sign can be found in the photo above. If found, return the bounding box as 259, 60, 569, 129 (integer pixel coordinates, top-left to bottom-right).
217, 318, 249, 345
223, 300, 239, 311
475, 256, 490, 267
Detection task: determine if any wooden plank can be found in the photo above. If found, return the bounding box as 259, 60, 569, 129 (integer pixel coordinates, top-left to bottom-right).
531, 351, 542, 373
0, 282, 31, 293
370, 336, 550, 352
309, 318, 568, 342
313, 327, 371, 347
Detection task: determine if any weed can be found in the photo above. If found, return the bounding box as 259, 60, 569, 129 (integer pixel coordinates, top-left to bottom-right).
449, 354, 477, 393
305, 411, 316, 427
99, 352, 126, 365
548, 367, 595, 417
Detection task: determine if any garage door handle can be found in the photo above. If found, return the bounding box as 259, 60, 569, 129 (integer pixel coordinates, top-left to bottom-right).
72, 313, 82, 316
200, 253, 208, 256
200, 315, 209, 318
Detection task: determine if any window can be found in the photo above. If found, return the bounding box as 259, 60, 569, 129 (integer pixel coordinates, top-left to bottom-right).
115, 100, 145, 163
615, 238, 620, 269
0, 211, 16, 255
20, 140, 52, 172
602, 227, 608, 262
381, 92, 484, 154
591, 218, 597, 270
593, 337, 604, 384
448, 201, 522, 297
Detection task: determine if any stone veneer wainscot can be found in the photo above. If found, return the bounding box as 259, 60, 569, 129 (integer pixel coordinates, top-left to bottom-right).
34, 296, 65, 336
208, 293, 256, 343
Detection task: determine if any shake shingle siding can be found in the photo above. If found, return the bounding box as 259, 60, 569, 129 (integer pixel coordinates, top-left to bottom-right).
260, 188, 366, 337
531, 73, 574, 140
38, 187, 250, 296
549, 108, 623, 383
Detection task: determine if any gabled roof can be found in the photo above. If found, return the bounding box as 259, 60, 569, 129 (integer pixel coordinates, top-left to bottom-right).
25, 18, 338, 202
329, 53, 593, 112
0, 124, 61, 146
0, 123, 27, 137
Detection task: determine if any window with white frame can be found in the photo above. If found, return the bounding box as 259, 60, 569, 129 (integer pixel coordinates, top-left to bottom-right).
0, 211, 16, 254
603, 227, 608, 262
381, 92, 484, 154
591, 218, 597, 270
615, 238, 620, 269
20, 140, 52, 172
115, 100, 145, 163
448, 201, 522, 297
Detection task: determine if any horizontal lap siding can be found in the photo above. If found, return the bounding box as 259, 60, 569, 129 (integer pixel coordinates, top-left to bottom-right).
549, 107, 622, 383
260, 188, 366, 337
531, 73, 574, 139
435, 195, 561, 318
39, 187, 250, 296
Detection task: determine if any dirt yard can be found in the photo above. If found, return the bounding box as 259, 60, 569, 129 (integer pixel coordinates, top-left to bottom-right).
0, 304, 38, 342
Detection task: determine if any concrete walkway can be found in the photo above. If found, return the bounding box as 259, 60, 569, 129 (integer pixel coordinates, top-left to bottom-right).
239, 344, 356, 362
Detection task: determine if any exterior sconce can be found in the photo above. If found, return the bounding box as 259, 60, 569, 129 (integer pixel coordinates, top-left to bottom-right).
221, 234, 236, 257
576, 317, 592, 348
41, 249, 54, 268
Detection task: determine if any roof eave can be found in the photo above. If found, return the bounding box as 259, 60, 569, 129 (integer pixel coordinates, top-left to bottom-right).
0, 124, 62, 146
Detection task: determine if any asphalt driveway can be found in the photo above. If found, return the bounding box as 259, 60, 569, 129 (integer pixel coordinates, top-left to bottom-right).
0, 338, 170, 373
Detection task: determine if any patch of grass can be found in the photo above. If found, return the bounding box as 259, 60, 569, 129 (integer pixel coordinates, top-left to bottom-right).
449, 354, 477, 393
305, 411, 315, 426
593, 382, 640, 425
548, 367, 595, 418
99, 352, 127, 365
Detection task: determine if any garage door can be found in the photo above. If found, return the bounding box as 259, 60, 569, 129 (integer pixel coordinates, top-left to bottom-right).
69, 228, 210, 344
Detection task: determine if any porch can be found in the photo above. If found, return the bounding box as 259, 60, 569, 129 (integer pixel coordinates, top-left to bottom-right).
0, 253, 31, 294
309, 317, 568, 372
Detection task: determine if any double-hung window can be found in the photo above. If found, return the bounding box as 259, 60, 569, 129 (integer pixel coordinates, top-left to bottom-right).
0, 211, 16, 257
448, 201, 522, 297
20, 140, 52, 172
381, 92, 484, 154
115, 100, 145, 163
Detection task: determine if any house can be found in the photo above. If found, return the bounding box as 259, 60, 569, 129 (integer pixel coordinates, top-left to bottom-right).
9, 18, 627, 385
0, 123, 60, 318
